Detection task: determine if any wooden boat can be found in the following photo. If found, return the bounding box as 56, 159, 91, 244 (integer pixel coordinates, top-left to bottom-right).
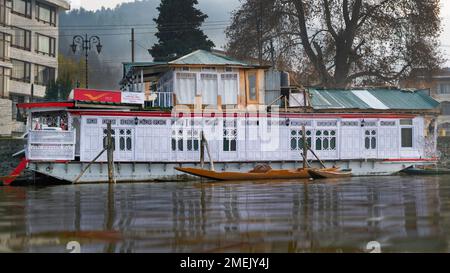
308, 168, 353, 179
401, 166, 450, 175
175, 166, 339, 181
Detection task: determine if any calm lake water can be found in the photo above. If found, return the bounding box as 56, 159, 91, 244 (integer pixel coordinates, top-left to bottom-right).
1, 175, 450, 253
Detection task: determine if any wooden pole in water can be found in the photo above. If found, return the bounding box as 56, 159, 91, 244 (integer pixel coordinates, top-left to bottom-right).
201, 131, 215, 171
200, 131, 205, 169
302, 125, 308, 169
106, 122, 115, 184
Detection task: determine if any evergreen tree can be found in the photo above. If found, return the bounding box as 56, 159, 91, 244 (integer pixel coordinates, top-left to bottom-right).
149, 0, 215, 62
45, 56, 85, 101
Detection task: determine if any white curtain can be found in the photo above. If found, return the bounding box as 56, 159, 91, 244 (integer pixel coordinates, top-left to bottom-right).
220, 74, 238, 105
201, 74, 218, 105
176, 73, 196, 104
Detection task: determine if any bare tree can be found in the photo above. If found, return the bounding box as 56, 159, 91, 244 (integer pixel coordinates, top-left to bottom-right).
226, 0, 443, 88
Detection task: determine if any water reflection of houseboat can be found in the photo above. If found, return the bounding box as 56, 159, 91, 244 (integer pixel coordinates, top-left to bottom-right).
5, 178, 445, 252
12, 50, 441, 184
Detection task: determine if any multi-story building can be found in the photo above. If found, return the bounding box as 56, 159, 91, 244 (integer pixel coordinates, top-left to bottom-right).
0, 0, 69, 137
400, 67, 450, 136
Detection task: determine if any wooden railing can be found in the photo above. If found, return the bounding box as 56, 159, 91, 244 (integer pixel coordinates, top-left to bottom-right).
27, 130, 76, 161
151, 92, 173, 108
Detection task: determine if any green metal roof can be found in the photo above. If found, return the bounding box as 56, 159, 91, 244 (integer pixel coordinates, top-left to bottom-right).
123, 61, 167, 76
168, 50, 251, 66
122, 50, 253, 78
309, 88, 440, 110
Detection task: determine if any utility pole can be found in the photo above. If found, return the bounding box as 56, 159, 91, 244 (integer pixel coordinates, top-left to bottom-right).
70, 34, 103, 89
131, 28, 135, 63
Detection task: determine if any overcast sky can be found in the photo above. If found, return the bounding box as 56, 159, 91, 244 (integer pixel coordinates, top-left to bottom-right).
70, 0, 450, 66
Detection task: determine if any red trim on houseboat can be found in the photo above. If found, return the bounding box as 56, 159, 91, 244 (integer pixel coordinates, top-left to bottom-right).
67, 110, 417, 119
383, 158, 438, 162
18, 102, 75, 109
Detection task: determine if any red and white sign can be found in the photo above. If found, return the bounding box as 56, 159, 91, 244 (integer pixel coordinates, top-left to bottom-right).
72, 89, 144, 105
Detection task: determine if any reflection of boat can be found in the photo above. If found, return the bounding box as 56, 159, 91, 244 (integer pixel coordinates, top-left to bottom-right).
401, 166, 450, 175
308, 168, 352, 179
308, 168, 353, 179
175, 166, 339, 181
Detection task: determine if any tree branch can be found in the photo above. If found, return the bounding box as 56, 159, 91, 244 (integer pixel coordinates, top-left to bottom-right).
347, 62, 412, 82
323, 0, 338, 40
343, 0, 350, 27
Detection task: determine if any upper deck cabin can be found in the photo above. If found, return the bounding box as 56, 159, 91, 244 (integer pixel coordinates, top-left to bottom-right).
120, 49, 286, 110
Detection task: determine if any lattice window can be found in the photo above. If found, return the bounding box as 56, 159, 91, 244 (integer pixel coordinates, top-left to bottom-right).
317, 121, 337, 127
341, 121, 359, 127
118, 129, 132, 152
187, 128, 200, 152
171, 129, 184, 152
290, 130, 312, 151
365, 130, 377, 150
223, 119, 237, 152
315, 130, 337, 151
380, 121, 396, 126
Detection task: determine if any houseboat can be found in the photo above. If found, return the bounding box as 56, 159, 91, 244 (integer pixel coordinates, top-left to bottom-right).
9, 50, 441, 184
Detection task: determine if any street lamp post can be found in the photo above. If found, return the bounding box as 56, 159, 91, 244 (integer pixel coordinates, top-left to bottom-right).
70, 34, 103, 88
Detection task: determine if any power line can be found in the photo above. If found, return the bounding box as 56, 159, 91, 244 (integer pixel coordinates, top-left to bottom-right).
2, 26, 230, 38
0, 20, 233, 30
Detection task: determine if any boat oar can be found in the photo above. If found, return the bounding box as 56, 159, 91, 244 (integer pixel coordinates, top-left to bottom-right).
74, 148, 107, 183
201, 131, 215, 171
306, 145, 327, 169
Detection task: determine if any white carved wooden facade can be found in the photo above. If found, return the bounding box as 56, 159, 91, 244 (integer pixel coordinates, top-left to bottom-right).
76, 114, 429, 163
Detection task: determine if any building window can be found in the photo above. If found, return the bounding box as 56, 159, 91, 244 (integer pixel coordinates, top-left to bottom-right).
220, 74, 238, 105
202, 67, 216, 72
34, 64, 55, 86
0, 32, 11, 61
315, 130, 337, 151
171, 129, 183, 152
117, 129, 132, 151
36, 2, 56, 26
365, 130, 377, 150
400, 119, 413, 126
400, 119, 414, 148
223, 120, 237, 152
11, 59, 30, 82
248, 72, 257, 101
187, 129, 200, 152
176, 72, 196, 104
35, 33, 56, 56
438, 84, 450, 94
401, 128, 413, 148
200, 73, 218, 105
442, 102, 450, 116
12, 0, 31, 18
290, 129, 312, 150
0, 0, 12, 26
11, 27, 31, 51
0, 66, 11, 98
10, 94, 25, 121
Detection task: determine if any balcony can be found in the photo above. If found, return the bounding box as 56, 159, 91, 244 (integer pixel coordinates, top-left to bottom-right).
149, 92, 173, 108
27, 130, 76, 161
